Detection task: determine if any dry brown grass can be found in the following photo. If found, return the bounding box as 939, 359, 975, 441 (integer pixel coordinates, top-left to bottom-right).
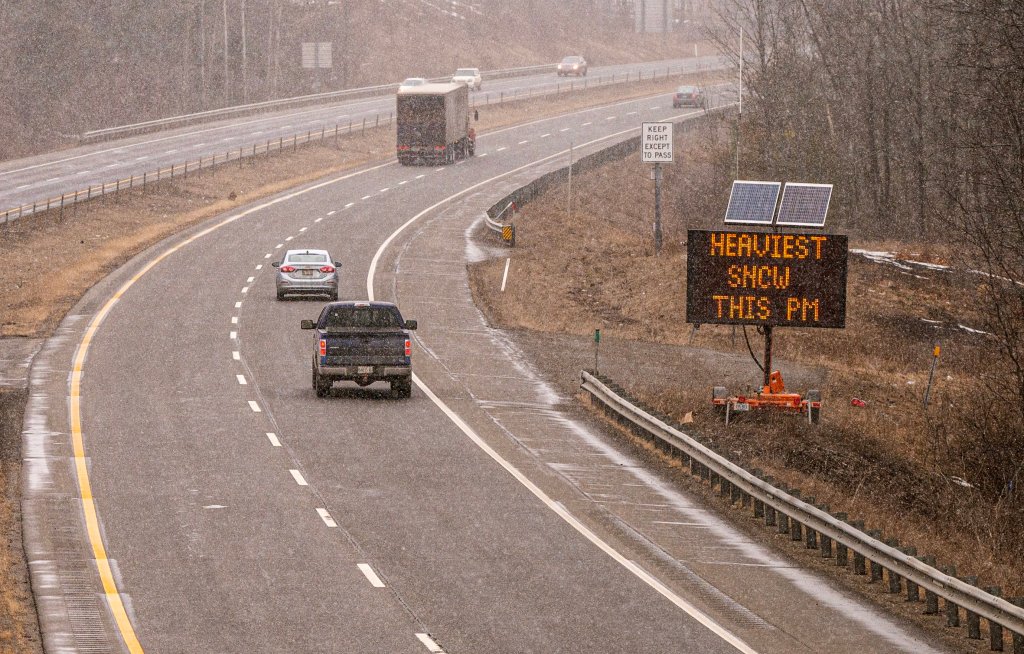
468, 120, 1023, 598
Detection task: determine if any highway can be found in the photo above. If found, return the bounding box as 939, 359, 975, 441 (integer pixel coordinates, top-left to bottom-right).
0, 57, 726, 217
20, 92, 956, 652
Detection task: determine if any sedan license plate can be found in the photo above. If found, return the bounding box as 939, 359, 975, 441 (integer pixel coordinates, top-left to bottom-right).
732, 402, 751, 412
357, 366, 373, 375
302, 269, 314, 277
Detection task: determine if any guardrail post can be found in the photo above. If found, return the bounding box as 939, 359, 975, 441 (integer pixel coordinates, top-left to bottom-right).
965, 576, 981, 639
1011, 598, 1024, 653
835, 513, 849, 567
884, 538, 902, 593
789, 490, 803, 541
752, 470, 764, 518
987, 587, 1004, 650
868, 529, 884, 580
804, 497, 817, 548
903, 547, 919, 601
854, 523, 870, 575
945, 566, 961, 627
923, 556, 939, 614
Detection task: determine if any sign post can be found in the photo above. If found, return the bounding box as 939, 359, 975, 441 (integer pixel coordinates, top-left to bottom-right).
641, 122, 673, 254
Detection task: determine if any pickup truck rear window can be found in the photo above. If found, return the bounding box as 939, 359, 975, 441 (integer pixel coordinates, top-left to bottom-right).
321, 306, 403, 331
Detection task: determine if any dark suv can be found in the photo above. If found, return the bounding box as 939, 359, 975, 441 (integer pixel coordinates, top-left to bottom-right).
557, 56, 588, 77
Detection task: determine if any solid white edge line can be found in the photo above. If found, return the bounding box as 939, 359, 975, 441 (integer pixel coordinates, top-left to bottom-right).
357, 563, 386, 588
366, 119, 758, 654
289, 469, 308, 486
415, 633, 444, 653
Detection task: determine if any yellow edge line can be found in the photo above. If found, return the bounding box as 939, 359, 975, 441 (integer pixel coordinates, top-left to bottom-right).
66, 160, 394, 652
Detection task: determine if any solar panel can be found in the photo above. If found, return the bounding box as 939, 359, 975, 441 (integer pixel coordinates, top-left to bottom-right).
776, 183, 833, 227
724, 181, 782, 225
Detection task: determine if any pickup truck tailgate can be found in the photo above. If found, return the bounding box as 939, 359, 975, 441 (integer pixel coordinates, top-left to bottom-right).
322, 332, 408, 365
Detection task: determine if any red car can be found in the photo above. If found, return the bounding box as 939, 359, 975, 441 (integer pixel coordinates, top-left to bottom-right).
673, 85, 706, 108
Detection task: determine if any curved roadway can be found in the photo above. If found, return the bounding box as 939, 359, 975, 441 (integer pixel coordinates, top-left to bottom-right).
22, 95, 955, 653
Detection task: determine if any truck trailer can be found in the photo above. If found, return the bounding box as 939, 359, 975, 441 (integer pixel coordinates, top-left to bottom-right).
396, 83, 475, 165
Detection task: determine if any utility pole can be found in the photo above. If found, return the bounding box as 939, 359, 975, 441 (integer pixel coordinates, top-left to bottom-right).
222, 0, 229, 104
241, 0, 248, 104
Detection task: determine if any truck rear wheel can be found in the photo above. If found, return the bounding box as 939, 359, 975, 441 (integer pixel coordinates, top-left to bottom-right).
313, 364, 331, 397
392, 378, 412, 399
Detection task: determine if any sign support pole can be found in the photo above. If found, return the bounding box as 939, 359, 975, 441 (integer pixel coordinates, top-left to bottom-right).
654, 162, 663, 254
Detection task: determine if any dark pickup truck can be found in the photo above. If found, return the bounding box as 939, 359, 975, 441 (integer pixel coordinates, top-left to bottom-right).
301, 301, 417, 398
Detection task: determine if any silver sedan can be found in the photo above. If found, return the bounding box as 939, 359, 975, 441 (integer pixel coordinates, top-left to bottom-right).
273, 249, 341, 300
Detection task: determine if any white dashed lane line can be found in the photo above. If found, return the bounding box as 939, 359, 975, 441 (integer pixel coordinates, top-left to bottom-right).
248, 401, 261, 412
235, 301, 242, 308
399, 180, 408, 185
582, 122, 592, 126
230, 331, 237, 340
275, 243, 283, 249
289, 469, 308, 486
497, 147, 507, 152
540, 133, 551, 138
236, 375, 247, 385
299, 227, 307, 232
415, 174, 425, 180
247, 276, 254, 283
327, 210, 336, 216
315, 217, 323, 223
285, 236, 293, 241
241, 287, 249, 294
416, 633, 446, 653
345, 202, 355, 208
606, 116, 616, 120
357, 564, 386, 588
478, 153, 488, 158
264, 253, 273, 259
518, 140, 529, 145
266, 432, 281, 447
627, 111, 638, 116
231, 317, 238, 324
380, 187, 390, 193
560, 128, 571, 132
316, 508, 338, 528
232, 351, 240, 360
361, 195, 372, 200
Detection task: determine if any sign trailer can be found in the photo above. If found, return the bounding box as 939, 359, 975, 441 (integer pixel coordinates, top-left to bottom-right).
687, 181, 848, 423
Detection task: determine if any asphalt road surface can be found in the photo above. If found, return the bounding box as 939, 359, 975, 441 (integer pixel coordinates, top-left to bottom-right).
21, 95, 956, 653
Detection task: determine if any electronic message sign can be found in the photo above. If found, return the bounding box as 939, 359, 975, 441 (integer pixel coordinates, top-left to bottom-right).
686, 230, 848, 328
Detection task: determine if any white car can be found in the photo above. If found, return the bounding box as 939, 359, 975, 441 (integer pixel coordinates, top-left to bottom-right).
451, 67, 482, 91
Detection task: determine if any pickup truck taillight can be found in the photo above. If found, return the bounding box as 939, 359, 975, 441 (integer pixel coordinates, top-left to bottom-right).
319, 339, 327, 356
280, 265, 296, 273
405, 339, 411, 356
319, 265, 335, 273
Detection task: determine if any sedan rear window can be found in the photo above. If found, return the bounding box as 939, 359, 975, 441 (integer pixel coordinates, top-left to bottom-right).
288, 253, 328, 263
321, 306, 403, 331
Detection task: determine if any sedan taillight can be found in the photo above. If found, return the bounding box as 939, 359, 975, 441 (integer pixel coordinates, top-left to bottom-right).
319, 265, 335, 273
280, 265, 296, 273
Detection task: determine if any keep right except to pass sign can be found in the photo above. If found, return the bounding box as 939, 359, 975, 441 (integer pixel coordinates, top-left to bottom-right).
686, 229, 848, 328
641, 122, 673, 163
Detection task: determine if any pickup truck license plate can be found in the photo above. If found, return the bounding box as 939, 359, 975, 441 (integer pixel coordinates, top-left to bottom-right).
732, 402, 750, 412
357, 366, 373, 375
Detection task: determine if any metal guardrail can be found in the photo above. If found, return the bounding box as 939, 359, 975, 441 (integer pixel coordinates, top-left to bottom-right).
483, 201, 516, 246
581, 370, 1024, 646
79, 64, 557, 144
